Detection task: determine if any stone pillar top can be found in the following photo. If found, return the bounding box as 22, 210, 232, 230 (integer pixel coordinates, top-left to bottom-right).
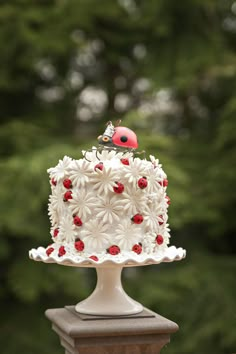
45, 306, 179, 339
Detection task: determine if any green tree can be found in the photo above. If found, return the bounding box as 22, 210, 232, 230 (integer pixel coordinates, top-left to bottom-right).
1, 1, 236, 353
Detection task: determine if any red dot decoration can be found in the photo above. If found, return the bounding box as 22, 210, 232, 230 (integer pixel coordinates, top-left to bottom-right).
58, 246, 66, 257
107, 245, 120, 255
156, 235, 164, 245
74, 239, 85, 252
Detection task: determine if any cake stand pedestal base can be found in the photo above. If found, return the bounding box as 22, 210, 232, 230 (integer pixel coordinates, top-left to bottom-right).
75, 266, 143, 316
45, 306, 179, 354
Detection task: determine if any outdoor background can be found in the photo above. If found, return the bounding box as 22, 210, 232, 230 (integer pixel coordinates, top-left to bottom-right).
1, 1, 236, 353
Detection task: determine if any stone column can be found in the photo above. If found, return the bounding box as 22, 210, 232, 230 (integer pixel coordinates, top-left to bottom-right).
45, 306, 178, 354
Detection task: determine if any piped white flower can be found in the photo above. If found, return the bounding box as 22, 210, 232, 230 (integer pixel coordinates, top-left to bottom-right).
47, 156, 73, 181
123, 158, 148, 185
90, 165, 117, 194
142, 233, 156, 254
145, 165, 163, 193
95, 195, 125, 223
58, 214, 77, 243
69, 159, 93, 187
122, 186, 147, 215
69, 189, 97, 220
149, 155, 160, 168
80, 220, 109, 252
143, 204, 164, 233
97, 149, 120, 161
115, 220, 142, 250
48, 185, 65, 225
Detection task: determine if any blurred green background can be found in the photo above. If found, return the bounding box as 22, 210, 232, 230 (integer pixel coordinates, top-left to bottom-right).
1, 1, 236, 353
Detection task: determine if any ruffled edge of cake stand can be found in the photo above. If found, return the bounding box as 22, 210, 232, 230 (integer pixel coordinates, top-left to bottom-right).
29, 246, 186, 268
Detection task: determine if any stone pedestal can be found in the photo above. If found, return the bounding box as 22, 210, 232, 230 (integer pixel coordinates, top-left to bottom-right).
45, 306, 178, 354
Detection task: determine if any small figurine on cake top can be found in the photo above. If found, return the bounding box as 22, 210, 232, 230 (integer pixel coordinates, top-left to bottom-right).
29, 122, 186, 265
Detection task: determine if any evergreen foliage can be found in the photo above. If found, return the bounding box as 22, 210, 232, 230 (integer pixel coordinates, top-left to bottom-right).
1, 1, 236, 353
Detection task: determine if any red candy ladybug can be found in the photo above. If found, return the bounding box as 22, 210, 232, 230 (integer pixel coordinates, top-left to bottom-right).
63, 190, 72, 202
46, 247, 54, 256
58, 246, 66, 257
51, 178, 57, 186
131, 214, 144, 224
74, 239, 85, 252
121, 158, 129, 165
132, 243, 142, 254
113, 182, 124, 194
138, 177, 148, 189
159, 179, 168, 187
165, 196, 171, 205
53, 228, 59, 237
89, 255, 99, 261
98, 122, 138, 149
158, 215, 164, 225
94, 162, 104, 171
63, 178, 72, 189
107, 245, 120, 255
156, 235, 164, 245
73, 215, 83, 226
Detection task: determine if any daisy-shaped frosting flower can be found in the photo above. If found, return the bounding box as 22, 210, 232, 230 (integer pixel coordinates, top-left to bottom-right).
48, 201, 59, 227
48, 185, 65, 225
123, 158, 148, 185
145, 165, 164, 193
80, 220, 110, 252
95, 195, 125, 223
143, 204, 165, 233
122, 185, 147, 215
97, 149, 121, 161
68, 159, 93, 188
163, 226, 171, 245
47, 156, 73, 181
68, 189, 96, 220
58, 213, 77, 243
142, 232, 156, 254
115, 219, 142, 250
90, 165, 117, 194
149, 155, 160, 168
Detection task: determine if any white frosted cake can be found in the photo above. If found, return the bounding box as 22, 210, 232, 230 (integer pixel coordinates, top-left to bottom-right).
30, 123, 185, 265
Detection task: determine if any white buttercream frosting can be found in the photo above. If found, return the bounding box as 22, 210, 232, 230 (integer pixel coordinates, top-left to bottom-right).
41, 148, 175, 262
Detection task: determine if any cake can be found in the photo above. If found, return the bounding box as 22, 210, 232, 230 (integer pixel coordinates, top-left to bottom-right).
30, 122, 185, 265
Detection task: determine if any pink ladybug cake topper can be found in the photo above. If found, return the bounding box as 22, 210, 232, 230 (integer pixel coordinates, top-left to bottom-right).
97, 121, 138, 150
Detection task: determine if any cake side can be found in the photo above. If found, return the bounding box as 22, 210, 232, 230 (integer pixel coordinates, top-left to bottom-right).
37, 148, 173, 263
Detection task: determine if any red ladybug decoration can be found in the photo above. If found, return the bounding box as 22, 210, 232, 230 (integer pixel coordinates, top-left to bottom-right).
63, 190, 72, 202
156, 234, 164, 245
53, 228, 59, 237
46, 247, 54, 256
73, 215, 83, 226
159, 179, 168, 187
165, 196, 171, 205
131, 214, 144, 224
63, 178, 72, 189
120, 158, 130, 165
98, 122, 138, 149
51, 178, 57, 186
107, 245, 120, 255
89, 255, 99, 261
132, 243, 142, 254
74, 239, 85, 252
113, 182, 124, 194
58, 246, 66, 257
158, 215, 164, 225
94, 162, 104, 171
138, 177, 148, 189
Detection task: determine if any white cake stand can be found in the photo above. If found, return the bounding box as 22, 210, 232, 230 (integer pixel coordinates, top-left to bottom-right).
29, 246, 186, 316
